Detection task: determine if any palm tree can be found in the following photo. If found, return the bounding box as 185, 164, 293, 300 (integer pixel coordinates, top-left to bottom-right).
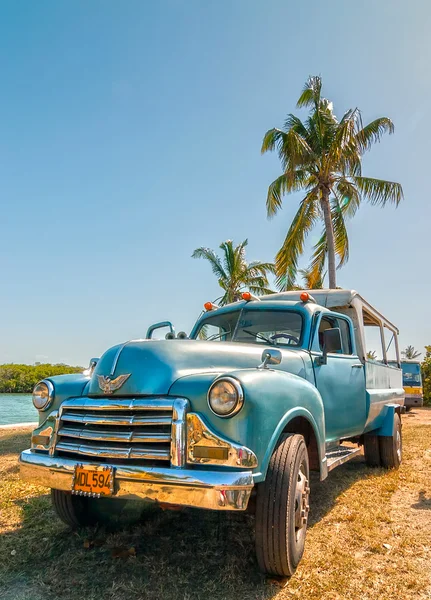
192, 239, 275, 306
402, 345, 421, 360
298, 266, 325, 290
366, 350, 378, 360
262, 75, 403, 289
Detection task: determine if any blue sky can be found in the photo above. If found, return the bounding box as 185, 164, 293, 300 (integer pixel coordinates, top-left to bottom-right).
0, 0, 429, 366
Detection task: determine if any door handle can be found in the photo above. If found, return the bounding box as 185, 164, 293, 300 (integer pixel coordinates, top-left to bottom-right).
351, 364, 363, 368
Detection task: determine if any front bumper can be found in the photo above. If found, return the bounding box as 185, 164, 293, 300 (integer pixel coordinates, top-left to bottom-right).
404, 395, 423, 408
19, 449, 254, 511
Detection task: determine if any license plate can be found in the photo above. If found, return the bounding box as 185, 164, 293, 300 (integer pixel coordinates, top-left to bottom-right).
72, 465, 114, 497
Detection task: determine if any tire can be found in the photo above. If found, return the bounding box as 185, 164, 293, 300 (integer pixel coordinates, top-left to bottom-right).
51, 490, 127, 528
255, 434, 310, 578
379, 413, 402, 469
364, 434, 380, 467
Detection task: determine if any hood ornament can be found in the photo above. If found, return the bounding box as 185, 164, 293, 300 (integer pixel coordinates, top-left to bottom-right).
97, 373, 131, 394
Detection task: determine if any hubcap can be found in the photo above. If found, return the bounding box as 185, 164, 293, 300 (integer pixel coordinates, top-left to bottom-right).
294, 464, 310, 540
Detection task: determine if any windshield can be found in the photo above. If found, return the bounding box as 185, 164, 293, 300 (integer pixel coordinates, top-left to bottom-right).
193, 309, 303, 347
401, 362, 422, 386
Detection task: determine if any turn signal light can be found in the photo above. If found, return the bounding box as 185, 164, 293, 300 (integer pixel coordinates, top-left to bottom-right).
193, 446, 229, 460
300, 292, 310, 302
204, 302, 218, 311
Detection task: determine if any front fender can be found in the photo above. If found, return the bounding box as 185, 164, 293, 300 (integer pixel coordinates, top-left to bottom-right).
169, 368, 326, 482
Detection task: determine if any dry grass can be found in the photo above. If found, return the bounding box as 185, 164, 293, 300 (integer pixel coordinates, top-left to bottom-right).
1, 411, 431, 600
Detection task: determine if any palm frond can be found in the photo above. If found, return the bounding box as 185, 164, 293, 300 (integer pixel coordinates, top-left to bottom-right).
356, 117, 394, 154
353, 176, 404, 206
283, 114, 309, 138
275, 190, 319, 290
335, 178, 361, 217
191, 247, 227, 280
219, 239, 237, 279
262, 128, 315, 172
248, 284, 275, 296
266, 170, 314, 218
299, 266, 326, 289
247, 261, 276, 275
331, 196, 349, 268
296, 75, 322, 109
309, 231, 327, 281
326, 108, 361, 172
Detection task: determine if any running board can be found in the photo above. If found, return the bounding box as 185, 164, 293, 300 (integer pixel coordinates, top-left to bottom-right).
326, 446, 362, 472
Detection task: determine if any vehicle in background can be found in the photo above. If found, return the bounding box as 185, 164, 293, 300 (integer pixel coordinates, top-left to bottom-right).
20, 289, 404, 579
401, 360, 423, 409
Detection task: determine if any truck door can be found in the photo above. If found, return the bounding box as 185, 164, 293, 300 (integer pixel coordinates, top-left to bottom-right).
312, 314, 367, 442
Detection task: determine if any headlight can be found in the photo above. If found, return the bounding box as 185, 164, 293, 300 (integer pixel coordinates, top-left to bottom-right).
207, 377, 244, 417
32, 380, 54, 411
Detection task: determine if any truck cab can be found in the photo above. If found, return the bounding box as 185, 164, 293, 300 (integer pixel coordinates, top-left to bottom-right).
20, 289, 404, 578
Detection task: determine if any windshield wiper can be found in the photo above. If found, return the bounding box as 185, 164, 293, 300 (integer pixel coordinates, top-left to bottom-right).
242, 329, 275, 345
206, 329, 232, 342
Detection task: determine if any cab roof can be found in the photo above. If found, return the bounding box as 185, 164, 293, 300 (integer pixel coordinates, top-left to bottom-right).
259, 289, 399, 333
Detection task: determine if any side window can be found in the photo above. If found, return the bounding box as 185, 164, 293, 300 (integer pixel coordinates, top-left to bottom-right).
337, 319, 353, 355
318, 317, 336, 350
318, 316, 353, 355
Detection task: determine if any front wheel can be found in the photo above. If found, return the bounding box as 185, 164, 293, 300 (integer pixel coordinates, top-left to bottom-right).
255, 434, 310, 578
51, 490, 128, 528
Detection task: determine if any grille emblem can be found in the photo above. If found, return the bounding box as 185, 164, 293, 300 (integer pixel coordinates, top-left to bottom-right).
97, 374, 131, 394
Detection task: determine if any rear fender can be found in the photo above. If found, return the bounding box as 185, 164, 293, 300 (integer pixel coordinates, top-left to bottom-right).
373, 403, 403, 436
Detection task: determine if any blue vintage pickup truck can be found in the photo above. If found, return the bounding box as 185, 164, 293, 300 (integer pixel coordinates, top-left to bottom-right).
20, 289, 404, 577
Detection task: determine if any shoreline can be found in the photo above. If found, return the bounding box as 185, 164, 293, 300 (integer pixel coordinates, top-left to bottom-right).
0, 421, 36, 430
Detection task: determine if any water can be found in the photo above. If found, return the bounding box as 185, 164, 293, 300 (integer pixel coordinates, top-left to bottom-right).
0, 394, 37, 425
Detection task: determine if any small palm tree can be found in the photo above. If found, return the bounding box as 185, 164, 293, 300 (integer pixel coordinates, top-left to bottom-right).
262, 75, 403, 289
402, 345, 421, 360
192, 239, 274, 306
367, 350, 378, 360
298, 266, 325, 290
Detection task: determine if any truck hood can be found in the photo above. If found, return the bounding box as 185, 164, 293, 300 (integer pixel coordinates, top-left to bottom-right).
88, 339, 307, 396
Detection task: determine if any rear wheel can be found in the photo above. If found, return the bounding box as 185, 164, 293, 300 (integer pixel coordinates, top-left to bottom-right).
255, 434, 310, 577
379, 413, 402, 469
51, 490, 127, 528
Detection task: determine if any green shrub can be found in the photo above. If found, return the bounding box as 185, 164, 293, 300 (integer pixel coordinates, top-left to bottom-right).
0, 363, 83, 393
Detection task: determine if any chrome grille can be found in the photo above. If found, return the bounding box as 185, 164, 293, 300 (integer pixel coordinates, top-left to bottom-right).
54, 398, 176, 464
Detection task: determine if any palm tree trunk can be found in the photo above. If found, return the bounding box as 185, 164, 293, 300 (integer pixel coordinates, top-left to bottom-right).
320, 190, 336, 289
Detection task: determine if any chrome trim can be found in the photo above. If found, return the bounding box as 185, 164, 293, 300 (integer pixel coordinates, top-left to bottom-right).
55, 441, 170, 461
59, 413, 172, 426
59, 397, 175, 411
55, 397, 175, 464
58, 426, 171, 444
171, 398, 189, 467
33, 379, 55, 412
19, 450, 253, 511
187, 413, 257, 468
207, 376, 244, 418
30, 411, 58, 452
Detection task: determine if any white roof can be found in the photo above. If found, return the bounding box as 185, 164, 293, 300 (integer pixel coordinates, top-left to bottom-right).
261, 289, 399, 333
261, 289, 357, 308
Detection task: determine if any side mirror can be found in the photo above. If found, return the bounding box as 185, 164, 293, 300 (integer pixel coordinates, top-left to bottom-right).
258, 348, 282, 369
320, 328, 342, 365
